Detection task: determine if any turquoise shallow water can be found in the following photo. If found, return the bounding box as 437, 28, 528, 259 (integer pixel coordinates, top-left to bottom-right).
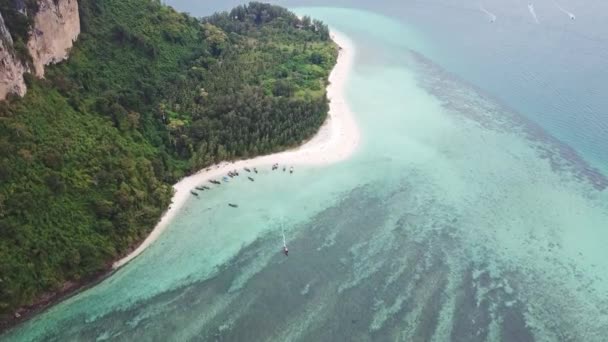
4, 6, 608, 342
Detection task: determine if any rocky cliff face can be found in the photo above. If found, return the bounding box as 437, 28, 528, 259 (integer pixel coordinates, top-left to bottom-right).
0, 0, 80, 100
27, 0, 80, 77
0, 12, 27, 100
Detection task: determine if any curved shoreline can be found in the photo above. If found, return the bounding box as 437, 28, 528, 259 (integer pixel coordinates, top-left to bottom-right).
113, 31, 359, 269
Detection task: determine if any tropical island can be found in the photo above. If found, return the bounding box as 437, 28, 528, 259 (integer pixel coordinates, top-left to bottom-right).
0, 0, 343, 327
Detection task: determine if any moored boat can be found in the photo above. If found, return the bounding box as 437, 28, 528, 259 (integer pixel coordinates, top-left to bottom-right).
228, 203, 238, 208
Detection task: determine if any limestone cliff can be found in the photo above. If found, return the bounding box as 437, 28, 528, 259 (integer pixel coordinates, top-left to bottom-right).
0, 0, 80, 100
0, 12, 27, 99
27, 0, 80, 77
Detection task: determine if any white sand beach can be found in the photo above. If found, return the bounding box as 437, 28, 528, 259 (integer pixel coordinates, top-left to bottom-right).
113, 31, 359, 269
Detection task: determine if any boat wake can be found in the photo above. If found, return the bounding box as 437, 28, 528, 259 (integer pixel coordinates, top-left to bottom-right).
554, 1, 576, 20
528, 3, 540, 24
479, 3, 497, 23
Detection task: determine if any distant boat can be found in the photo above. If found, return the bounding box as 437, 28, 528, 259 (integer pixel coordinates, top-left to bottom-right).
223, 176, 230, 182
190, 190, 199, 197
244, 167, 251, 172
248, 177, 255, 182
290, 166, 294, 174
209, 180, 221, 185
272, 163, 278, 170
228, 203, 238, 208
254, 167, 258, 173
195, 186, 206, 191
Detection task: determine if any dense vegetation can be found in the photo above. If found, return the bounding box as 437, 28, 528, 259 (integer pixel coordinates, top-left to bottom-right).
0, 0, 336, 318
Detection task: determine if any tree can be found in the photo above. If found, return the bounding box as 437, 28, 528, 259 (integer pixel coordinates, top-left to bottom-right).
272, 79, 295, 97
310, 52, 324, 65
301, 15, 311, 28
203, 23, 227, 56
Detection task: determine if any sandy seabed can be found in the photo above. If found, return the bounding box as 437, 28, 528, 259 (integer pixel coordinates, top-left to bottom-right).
113, 31, 359, 269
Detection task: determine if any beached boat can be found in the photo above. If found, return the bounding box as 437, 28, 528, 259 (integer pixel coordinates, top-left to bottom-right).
290, 166, 294, 174
190, 190, 199, 197
209, 180, 221, 185
195, 186, 206, 191
223, 176, 230, 182
244, 167, 251, 172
